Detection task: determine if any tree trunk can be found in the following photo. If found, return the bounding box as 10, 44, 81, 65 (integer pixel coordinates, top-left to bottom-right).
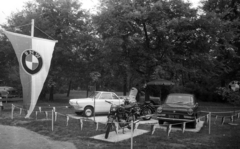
67, 80, 72, 97
49, 85, 54, 101
123, 74, 127, 96
86, 84, 89, 97
145, 87, 150, 101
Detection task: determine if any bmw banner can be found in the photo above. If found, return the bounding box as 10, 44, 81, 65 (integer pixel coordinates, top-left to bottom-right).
3, 30, 57, 118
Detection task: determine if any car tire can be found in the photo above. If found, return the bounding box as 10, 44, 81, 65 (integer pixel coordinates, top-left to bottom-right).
84, 106, 94, 117
188, 121, 196, 128
105, 123, 112, 139
190, 114, 198, 128
158, 120, 164, 124
75, 112, 83, 115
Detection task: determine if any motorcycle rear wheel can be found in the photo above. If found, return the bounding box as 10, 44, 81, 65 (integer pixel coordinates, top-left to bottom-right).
142, 108, 152, 120
105, 123, 112, 139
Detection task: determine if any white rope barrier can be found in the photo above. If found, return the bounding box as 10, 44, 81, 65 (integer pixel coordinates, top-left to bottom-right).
9, 104, 240, 138
151, 113, 211, 136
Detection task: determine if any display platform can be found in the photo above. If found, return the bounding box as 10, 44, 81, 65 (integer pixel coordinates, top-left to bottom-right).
91, 129, 149, 142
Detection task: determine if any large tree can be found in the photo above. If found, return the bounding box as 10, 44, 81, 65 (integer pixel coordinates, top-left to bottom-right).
1, 0, 95, 100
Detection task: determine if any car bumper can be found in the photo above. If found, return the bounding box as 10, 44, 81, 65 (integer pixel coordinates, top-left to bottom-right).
156, 114, 196, 123
157, 117, 195, 122
69, 103, 84, 112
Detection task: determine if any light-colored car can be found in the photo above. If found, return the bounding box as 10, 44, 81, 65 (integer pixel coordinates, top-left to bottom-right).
69, 91, 125, 117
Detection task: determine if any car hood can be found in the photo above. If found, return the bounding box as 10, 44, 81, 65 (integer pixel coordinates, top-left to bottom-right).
162, 103, 194, 109
69, 98, 93, 103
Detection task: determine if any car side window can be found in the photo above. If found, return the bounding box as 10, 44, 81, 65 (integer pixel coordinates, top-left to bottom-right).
112, 93, 119, 99
99, 93, 113, 99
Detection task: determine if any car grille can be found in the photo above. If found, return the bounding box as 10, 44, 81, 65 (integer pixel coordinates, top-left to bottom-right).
168, 115, 180, 119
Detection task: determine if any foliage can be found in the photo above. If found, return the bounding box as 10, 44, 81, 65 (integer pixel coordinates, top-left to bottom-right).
1, 0, 240, 102
215, 87, 240, 105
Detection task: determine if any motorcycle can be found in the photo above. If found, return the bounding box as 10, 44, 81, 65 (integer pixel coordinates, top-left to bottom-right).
135, 101, 156, 120
105, 100, 139, 139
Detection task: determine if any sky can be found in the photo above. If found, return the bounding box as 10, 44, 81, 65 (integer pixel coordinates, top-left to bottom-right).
0, 0, 201, 24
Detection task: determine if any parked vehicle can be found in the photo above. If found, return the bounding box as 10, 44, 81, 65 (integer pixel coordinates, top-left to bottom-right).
156, 93, 199, 128
69, 91, 125, 117
0, 86, 19, 98
134, 101, 155, 120
105, 100, 139, 139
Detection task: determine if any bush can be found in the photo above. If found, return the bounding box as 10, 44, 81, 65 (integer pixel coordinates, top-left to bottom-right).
215, 87, 240, 105
170, 85, 192, 94
170, 83, 216, 101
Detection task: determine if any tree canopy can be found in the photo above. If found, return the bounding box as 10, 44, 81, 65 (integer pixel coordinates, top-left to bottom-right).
1, 0, 240, 103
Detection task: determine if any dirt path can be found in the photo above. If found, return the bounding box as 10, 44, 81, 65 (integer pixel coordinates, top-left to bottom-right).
0, 125, 77, 149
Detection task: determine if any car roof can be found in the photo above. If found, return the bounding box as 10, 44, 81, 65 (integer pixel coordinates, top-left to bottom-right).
97, 91, 116, 93
168, 93, 194, 96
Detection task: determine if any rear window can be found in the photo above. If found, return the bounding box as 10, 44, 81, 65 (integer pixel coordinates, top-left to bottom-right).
166, 95, 194, 105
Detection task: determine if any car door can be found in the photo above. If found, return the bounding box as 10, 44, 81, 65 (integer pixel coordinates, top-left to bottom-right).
95, 92, 113, 113
111, 93, 123, 105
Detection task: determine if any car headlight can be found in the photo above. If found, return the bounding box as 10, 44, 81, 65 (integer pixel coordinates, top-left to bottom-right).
157, 106, 163, 113
187, 108, 193, 115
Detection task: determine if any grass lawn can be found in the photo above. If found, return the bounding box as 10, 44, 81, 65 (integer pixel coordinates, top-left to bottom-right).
0, 90, 240, 149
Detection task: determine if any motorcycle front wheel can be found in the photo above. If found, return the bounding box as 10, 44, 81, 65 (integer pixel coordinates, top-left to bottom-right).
127, 115, 137, 130
105, 123, 112, 139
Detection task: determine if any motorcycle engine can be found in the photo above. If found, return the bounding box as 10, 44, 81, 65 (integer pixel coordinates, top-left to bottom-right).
117, 106, 125, 113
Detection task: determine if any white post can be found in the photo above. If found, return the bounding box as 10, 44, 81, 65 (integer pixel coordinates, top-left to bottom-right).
11, 104, 15, 119
94, 94, 96, 122
20, 108, 22, 115
131, 120, 133, 149
31, 19, 34, 37
51, 110, 54, 131
209, 112, 211, 134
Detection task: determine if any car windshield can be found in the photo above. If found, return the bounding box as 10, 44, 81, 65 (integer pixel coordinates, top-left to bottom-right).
88, 91, 101, 98
165, 95, 194, 105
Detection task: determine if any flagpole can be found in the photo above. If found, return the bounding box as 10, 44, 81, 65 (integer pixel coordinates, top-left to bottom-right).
26, 19, 34, 118
31, 19, 34, 37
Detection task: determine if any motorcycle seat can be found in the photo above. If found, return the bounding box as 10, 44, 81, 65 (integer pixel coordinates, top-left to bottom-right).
145, 101, 151, 104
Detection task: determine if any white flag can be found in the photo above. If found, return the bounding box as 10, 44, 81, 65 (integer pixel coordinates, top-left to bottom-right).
3, 30, 57, 118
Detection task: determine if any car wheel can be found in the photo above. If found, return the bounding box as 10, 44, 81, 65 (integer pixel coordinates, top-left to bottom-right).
158, 120, 164, 124
84, 106, 94, 117
75, 112, 83, 115
188, 121, 196, 129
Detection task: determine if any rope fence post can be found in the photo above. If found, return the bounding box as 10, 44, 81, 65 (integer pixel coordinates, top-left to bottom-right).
45, 111, 48, 119
11, 104, 15, 119
209, 112, 211, 135
51, 109, 54, 131
36, 111, 38, 120
131, 120, 133, 149
20, 108, 22, 115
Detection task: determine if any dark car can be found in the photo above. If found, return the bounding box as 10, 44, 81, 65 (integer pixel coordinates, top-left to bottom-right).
156, 93, 199, 128
0, 86, 19, 98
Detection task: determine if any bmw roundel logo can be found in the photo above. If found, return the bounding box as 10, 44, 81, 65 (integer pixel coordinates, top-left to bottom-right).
21, 49, 43, 75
